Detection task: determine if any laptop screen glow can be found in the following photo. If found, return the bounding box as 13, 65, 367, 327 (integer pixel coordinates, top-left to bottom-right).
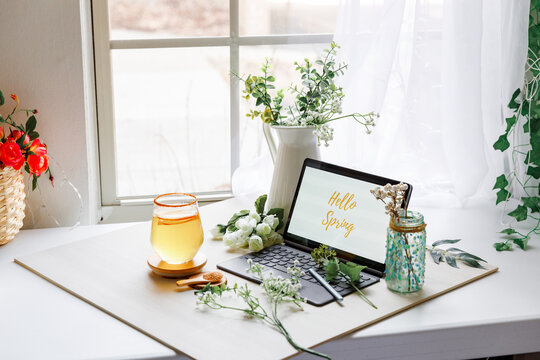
287, 166, 388, 263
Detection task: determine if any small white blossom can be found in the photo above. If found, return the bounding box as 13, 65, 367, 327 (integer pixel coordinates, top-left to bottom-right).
209, 226, 223, 240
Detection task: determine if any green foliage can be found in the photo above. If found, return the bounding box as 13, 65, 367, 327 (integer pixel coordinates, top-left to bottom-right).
254, 194, 267, 214
266, 207, 284, 230
234, 42, 378, 145
311, 244, 376, 309
428, 239, 486, 269
492, 1, 540, 251
0, 90, 4, 106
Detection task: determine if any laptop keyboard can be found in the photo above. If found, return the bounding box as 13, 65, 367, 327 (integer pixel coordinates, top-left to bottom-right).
243, 244, 371, 294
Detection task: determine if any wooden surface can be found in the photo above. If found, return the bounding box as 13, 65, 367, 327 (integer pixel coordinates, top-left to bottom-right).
15, 197, 498, 360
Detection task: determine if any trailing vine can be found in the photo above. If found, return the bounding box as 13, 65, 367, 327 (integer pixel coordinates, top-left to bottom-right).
493, 2, 540, 251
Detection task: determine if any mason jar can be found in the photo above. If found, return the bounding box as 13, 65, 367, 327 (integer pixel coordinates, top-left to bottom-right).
385, 211, 427, 293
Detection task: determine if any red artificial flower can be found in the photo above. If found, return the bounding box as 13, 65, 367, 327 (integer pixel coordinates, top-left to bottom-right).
0, 141, 24, 170
28, 138, 47, 156
27, 154, 49, 176
33, 109, 38, 114
8, 130, 30, 146
10, 94, 19, 106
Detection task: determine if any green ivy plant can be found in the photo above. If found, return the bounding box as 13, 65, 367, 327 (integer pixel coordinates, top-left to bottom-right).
492, 3, 540, 251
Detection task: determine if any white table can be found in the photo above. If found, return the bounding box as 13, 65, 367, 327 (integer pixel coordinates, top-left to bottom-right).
1, 197, 539, 360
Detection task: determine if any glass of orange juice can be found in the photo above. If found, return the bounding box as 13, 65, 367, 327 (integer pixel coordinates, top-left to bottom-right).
150, 193, 204, 265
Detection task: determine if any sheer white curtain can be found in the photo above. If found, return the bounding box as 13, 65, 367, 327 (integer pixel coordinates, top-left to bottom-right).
325, 0, 529, 207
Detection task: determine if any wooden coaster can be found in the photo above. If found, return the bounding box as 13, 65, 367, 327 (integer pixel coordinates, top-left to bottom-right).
187, 271, 227, 290
147, 253, 207, 278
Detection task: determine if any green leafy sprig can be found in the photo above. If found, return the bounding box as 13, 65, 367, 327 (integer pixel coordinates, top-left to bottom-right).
311, 245, 377, 309
427, 239, 487, 269
234, 42, 378, 146
195, 260, 331, 360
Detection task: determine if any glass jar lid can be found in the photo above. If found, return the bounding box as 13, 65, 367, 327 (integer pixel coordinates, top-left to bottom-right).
390, 210, 425, 232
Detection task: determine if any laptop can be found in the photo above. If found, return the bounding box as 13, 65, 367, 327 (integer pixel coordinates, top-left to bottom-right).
217, 158, 413, 306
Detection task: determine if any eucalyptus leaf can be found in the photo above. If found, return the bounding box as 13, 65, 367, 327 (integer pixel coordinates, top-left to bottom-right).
459, 258, 485, 269
432, 239, 461, 247
430, 249, 443, 264
444, 253, 458, 268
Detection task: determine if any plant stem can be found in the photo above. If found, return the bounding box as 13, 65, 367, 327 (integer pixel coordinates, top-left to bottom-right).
347, 279, 377, 309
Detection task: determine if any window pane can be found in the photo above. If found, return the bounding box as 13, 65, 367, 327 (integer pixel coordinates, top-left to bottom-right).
108, 0, 229, 40
111, 48, 230, 198
238, 44, 327, 166
239, 0, 338, 35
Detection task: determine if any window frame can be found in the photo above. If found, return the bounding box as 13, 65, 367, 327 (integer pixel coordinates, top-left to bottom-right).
92, 0, 333, 208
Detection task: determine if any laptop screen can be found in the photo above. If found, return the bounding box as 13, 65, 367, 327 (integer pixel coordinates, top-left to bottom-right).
285, 160, 411, 267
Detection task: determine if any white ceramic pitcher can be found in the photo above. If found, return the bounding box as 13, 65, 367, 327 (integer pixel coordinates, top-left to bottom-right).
263, 124, 321, 222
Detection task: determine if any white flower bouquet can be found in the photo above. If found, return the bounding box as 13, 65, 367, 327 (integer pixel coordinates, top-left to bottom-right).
210, 195, 284, 251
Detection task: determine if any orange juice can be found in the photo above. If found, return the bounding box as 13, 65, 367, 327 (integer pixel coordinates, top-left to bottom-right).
150, 207, 204, 264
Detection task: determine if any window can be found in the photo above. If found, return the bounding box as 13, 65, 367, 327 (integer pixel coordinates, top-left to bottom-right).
93, 0, 337, 209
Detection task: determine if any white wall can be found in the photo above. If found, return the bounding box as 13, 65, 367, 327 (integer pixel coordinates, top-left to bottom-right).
0, 0, 99, 227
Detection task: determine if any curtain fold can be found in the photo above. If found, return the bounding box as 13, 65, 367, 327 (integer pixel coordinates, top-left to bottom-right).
329, 0, 529, 207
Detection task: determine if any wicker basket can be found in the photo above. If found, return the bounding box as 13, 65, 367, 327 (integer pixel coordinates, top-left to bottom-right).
0, 167, 26, 245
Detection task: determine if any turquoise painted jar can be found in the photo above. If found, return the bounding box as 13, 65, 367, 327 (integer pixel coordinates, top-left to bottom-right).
385, 211, 426, 293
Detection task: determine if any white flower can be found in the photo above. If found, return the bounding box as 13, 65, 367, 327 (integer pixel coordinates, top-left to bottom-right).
209, 226, 223, 240
248, 211, 261, 223
256, 222, 272, 236
236, 217, 257, 235
248, 235, 264, 252
224, 230, 248, 249
266, 231, 283, 245
263, 215, 279, 230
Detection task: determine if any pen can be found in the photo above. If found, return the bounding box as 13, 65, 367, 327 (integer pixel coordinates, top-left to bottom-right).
308, 268, 343, 303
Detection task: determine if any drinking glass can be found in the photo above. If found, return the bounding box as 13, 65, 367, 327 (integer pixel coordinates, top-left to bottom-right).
150, 193, 204, 265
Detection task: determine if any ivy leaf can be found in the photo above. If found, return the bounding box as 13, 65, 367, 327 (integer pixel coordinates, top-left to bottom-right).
339, 261, 365, 283
432, 239, 461, 247
493, 134, 510, 152
267, 208, 285, 230
325, 259, 339, 282
527, 166, 540, 179
430, 249, 443, 264
504, 115, 516, 132
513, 237, 529, 250
523, 119, 530, 133
25, 115, 37, 133
496, 189, 510, 205
444, 253, 458, 268
494, 242, 512, 251
254, 194, 267, 214
492, 174, 509, 190
508, 205, 528, 222
508, 88, 520, 110
500, 228, 517, 235
0, 90, 4, 106
522, 196, 540, 213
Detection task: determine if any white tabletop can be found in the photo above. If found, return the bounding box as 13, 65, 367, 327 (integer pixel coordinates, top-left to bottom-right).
1, 198, 539, 360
